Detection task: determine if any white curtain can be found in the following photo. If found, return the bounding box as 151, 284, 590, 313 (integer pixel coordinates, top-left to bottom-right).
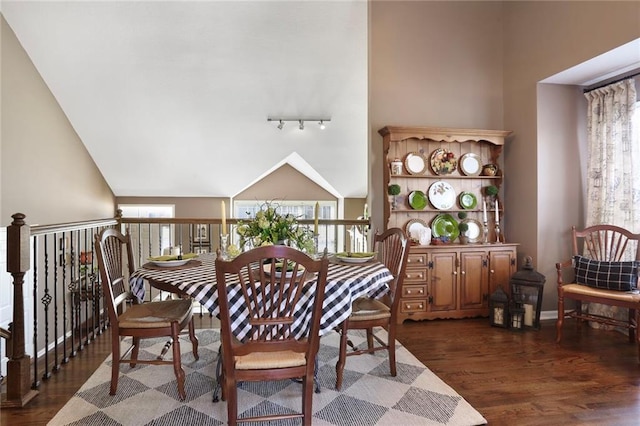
583, 78, 639, 328
584, 79, 639, 234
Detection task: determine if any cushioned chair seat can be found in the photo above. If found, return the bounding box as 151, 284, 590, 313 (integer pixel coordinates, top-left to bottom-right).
119, 298, 193, 329
562, 283, 640, 303
350, 297, 391, 321
236, 350, 306, 370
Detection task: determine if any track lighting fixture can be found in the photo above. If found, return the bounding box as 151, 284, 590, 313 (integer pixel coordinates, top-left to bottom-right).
267, 117, 331, 130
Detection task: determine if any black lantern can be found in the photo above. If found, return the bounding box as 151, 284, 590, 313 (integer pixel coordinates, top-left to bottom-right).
489, 286, 509, 328
509, 256, 546, 330
509, 302, 525, 330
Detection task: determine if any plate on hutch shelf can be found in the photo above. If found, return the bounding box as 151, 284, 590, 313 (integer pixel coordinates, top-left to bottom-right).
408, 190, 427, 210
430, 214, 460, 241
404, 152, 427, 175
461, 218, 483, 243
459, 153, 482, 176
430, 148, 457, 175
428, 181, 456, 210
459, 192, 478, 210
405, 218, 429, 240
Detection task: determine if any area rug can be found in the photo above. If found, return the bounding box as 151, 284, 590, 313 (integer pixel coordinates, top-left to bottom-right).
48, 329, 486, 425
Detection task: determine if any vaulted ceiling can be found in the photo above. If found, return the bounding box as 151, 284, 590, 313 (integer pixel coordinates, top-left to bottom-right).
1, 1, 368, 198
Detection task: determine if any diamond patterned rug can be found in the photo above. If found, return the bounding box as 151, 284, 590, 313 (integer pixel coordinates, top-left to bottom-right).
48, 329, 486, 425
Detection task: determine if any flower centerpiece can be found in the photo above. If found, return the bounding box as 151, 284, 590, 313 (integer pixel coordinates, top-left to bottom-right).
236, 201, 314, 252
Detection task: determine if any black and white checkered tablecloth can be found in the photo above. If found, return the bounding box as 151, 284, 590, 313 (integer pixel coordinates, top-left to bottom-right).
130, 253, 393, 339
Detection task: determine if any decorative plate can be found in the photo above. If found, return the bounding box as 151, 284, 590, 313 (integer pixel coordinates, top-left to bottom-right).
461, 218, 483, 243
430, 214, 460, 241
263, 263, 305, 278
404, 152, 427, 175
459, 153, 482, 176
405, 218, 429, 240
335, 252, 376, 263
459, 192, 478, 210
148, 259, 192, 267
428, 181, 456, 210
430, 148, 457, 175
408, 190, 427, 210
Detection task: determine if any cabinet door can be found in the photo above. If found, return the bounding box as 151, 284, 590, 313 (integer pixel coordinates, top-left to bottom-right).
459, 250, 487, 310
429, 251, 457, 312
488, 249, 516, 299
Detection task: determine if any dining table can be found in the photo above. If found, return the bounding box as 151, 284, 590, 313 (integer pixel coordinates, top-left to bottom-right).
129, 252, 394, 340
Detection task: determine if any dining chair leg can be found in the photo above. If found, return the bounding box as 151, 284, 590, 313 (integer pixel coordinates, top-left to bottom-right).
335, 322, 348, 390
388, 323, 397, 377
302, 372, 314, 426
110, 330, 120, 395
130, 337, 141, 367
171, 323, 187, 400
366, 328, 374, 351
225, 378, 238, 426
556, 293, 564, 343
187, 318, 199, 359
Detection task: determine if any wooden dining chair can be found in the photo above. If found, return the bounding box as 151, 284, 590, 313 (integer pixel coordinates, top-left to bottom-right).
214, 245, 329, 426
94, 228, 198, 400
335, 227, 409, 390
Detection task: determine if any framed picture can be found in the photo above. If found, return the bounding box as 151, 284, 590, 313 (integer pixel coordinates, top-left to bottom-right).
192, 224, 209, 243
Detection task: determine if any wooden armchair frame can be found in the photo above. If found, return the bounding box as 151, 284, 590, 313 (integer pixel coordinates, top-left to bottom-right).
335, 227, 409, 390
95, 228, 199, 400
214, 245, 329, 426
556, 225, 640, 361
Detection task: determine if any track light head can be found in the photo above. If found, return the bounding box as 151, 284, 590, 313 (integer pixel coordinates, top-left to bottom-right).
299, 120, 304, 130
319, 120, 326, 130
277, 120, 284, 130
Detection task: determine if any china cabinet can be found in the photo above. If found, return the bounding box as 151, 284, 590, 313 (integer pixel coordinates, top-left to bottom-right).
378, 126, 517, 323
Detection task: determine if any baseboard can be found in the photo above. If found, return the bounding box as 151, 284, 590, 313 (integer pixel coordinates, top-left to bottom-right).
540, 310, 557, 321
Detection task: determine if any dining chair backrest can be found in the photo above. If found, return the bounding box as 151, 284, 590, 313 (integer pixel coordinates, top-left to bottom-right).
95, 228, 137, 321
573, 224, 640, 262
215, 245, 329, 356
373, 228, 409, 311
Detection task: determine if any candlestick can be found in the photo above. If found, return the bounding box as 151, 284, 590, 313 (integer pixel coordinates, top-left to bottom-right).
482, 200, 487, 223
314, 202, 319, 235
221, 200, 227, 232
220, 234, 229, 260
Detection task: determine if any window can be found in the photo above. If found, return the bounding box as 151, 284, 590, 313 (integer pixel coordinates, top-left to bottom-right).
118, 204, 175, 254
233, 200, 338, 250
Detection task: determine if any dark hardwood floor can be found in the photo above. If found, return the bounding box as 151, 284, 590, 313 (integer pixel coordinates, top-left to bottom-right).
2, 317, 639, 425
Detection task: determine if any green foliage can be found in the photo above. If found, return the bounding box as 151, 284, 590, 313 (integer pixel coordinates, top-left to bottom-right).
388, 184, 401, 196
457, 211, 467, 220
485, 185, 499, 196
236, 201, 314, 251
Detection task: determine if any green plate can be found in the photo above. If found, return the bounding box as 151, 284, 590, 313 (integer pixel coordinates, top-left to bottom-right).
408, 190, 427, 210
431, 214, 459, 240
459, 192, 477, 210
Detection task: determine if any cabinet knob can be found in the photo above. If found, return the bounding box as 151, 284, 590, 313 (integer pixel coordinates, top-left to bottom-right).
461, 270, 466, 275
453, 271, 457, 275
418, 289, 424, 294
418, 304, 423, 309
407, 290, 412, 294
490, 269, 495, 274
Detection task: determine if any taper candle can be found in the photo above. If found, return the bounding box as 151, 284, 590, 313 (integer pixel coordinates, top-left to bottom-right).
221, 200, 226, 232
495, 199, 499, 224
314, 202, 319, 234
364, 203, 368, 219
482, 200, 487, 222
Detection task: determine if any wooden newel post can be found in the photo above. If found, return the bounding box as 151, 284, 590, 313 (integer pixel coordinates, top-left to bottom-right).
1, 213, 39, 407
